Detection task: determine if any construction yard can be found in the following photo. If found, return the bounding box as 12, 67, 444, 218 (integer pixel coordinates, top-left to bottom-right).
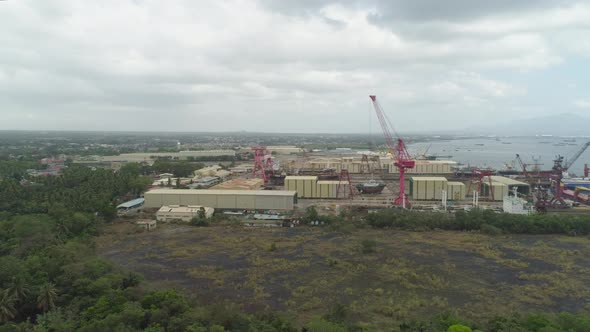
98, 223, 590, 329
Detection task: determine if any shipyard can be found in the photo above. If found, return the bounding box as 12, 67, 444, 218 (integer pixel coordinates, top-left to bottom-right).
3, 0, 590, 330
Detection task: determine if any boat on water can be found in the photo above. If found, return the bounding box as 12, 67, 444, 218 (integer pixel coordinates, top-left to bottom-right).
356, 180, 386, 194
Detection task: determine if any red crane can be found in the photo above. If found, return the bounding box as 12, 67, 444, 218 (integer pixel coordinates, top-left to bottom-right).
564, 141, 590, 173
369, 95, 415, 206
515, 154, 528, 178
251, 146, 274, 183
467, 169, 495, 201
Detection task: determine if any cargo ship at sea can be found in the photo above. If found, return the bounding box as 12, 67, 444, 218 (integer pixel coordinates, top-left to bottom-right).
356, 180, 386, 194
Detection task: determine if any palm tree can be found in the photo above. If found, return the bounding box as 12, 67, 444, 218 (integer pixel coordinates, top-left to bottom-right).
37, 282, 57, 313
8, 277, 29, 304
0, 289, 16, 322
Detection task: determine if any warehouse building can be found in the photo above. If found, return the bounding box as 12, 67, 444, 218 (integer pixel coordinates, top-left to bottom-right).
156, 205, 214, 222
482, 176, 530, 201
307, 157, 455, 174
116, 198, 145, 216
212, 178, 264, 190
188, 176, 221, 189
447, 181, 466, 201
284, 176, 350, 198
390, 160, 456, 174
144, 189, 297, 210
409, 177, 448, 200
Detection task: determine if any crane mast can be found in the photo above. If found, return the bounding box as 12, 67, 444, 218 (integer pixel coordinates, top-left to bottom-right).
515, 154, 528, 178
564, 141, 590, 171
369, 95, 415, 207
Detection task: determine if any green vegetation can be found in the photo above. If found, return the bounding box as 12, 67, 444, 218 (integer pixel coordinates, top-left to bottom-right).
151, 160, 204, 177
99, 224, 590, 331
3, 156, 590, 330
365, 208, 590, 235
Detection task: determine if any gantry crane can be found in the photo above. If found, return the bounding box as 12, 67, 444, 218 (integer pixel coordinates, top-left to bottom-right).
534, 141, 590, 210
369, 95, 415, 207
515, 154, 528, 178
564, 141, 590, 173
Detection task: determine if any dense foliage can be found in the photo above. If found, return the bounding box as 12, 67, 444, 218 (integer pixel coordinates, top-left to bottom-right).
364, 208, 590, 235
0, 164, 151, 220
2, 159, 590, 330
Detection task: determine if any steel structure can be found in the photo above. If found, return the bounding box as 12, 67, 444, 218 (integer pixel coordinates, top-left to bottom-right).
251, 146, 274, 183
515, 154, 528, 178
336, 169, 354, 199
467, 169, 495, 201
564, 141, 590, 172
548, 156, 567, 208
360, 154, 371, 174
369, 95, 415, 206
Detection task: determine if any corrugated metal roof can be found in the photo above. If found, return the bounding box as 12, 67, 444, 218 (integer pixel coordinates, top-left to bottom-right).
157, 205, 214, 213
447, 181, 465, 186
488, 176, 529, 186
146, 189, 297, 196
117, 198, 145, 208
284, 176, 318, 180
414, 160, 457, 164
410, 177, 448, 181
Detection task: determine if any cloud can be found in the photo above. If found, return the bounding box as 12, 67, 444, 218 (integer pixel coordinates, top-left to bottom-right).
574, 99, 590, 109
0, 0, 589, 132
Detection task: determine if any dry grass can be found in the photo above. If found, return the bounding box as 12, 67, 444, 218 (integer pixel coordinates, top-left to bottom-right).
98, 223, 590, 330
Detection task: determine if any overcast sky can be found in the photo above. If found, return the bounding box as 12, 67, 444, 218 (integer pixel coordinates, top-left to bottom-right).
1, 0, 589, 133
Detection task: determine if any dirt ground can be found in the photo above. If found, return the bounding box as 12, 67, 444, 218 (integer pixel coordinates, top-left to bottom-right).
97, 223, 590, 329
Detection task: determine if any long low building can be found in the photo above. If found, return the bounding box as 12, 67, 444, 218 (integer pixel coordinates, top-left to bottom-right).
144, 189, 297, 210
156, 205, 215, 222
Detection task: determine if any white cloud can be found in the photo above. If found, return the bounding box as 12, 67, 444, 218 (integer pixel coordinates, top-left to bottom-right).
574, 99, 590, 109
0, 0, 588, 132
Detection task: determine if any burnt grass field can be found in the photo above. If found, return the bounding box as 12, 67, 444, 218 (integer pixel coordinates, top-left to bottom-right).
97, 223, 590, 329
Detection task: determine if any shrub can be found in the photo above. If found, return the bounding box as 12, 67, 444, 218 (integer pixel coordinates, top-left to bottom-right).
360, 239, 377, 254
190, 217, 210, 227
448, 324, 473, 332
480, 224, 502, 236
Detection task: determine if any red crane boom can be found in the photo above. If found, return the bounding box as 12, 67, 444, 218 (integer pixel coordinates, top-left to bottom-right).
369, 95, 415, 206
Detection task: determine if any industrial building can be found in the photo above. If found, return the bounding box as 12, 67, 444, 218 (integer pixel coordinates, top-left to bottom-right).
390, 160, 456, 174
117, 198, 145, 216
144, 189, 297, 210
503, 196, 531, 214
482, 176, 530, 201
189, 176, 221, 189
284, 176, 350, 198
447, 181, 466, 201
306, 157, 455, 175
409, 177, 448, 200
136, 219, 157, 231
193, 165, 231, 180
156, 205, 215, 222
212, 178, 264, 190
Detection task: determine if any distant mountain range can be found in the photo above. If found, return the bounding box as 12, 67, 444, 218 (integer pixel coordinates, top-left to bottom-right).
465, 113, 590, 136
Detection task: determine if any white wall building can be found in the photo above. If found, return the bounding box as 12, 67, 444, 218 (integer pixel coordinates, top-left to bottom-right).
156, 205, 214, 222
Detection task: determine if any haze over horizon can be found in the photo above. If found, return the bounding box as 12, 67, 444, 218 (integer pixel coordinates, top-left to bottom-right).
2, 1, 590, 133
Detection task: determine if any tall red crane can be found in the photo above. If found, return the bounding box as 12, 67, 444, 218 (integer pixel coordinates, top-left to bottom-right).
369, 95, 415, 206
564, 141, 590, 173
515, 154, 528, 178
